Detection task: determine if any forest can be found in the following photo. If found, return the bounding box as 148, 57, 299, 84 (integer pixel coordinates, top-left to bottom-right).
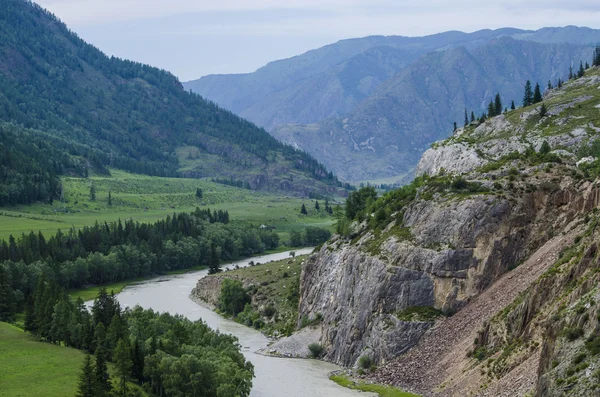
0, 0, 346, 206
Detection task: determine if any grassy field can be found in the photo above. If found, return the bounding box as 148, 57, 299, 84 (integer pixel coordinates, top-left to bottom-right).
0, 169, 337, 241
330, 375, 419, 397
0, 323, 147, 397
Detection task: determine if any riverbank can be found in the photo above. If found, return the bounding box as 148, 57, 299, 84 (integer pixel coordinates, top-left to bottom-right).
70, 247, 312, 302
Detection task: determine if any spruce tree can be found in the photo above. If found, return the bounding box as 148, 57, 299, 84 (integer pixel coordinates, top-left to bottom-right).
578, 61, 585, 78
131, 338, 145, 382
315, 200, 320, 210
533, 83, 542, 104
523, 80, 533, 107
89, 184, 96, 201
494, 93, 502, 116
557, 78, 563, 88
114, 339, 132, 397
511, 100, 515, 110
569, 65, 574, 80
487, 101, 495, 118
300, 204, 307, 215
94, 350, 112, 397
594, 45, 600, 67
547, 80, 553, 90
76, 354, 96, 397
108, 191, 112, 206
464, 109, 469, 127
453, 121, 457, 131
470, 111, 475, 123
539, 103, 547, 118
208, 243, 220, 274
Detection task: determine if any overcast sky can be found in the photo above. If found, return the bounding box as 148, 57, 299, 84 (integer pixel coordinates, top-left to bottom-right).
36, 0, 600, 82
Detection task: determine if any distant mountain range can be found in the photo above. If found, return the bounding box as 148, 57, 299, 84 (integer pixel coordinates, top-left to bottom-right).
185, 27, 600, 183
0, 0, 347, 205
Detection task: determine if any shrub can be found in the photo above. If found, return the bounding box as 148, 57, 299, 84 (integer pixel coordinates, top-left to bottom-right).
218, 279, 251, 316
358, 355, 372, 369
563, 327, 584, 341
308, 343, 324, 358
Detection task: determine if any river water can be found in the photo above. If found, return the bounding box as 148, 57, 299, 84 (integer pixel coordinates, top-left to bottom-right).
113, 249, 374, 397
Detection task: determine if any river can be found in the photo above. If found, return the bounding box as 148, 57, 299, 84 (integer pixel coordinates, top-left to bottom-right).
112, 249, 375, 397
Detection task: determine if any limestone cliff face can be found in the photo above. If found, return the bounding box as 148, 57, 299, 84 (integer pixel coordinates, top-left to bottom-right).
298, 67, 600, 394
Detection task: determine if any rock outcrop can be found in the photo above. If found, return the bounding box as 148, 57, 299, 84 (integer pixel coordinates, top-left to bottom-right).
299, 66, 600, 395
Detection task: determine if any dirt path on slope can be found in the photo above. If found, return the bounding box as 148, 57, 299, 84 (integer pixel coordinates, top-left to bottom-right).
373, 226, 581, 396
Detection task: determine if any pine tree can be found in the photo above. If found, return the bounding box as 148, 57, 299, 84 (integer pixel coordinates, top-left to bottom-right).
578, 61, 585, 78
487, 101, 495, 118
76, 354, 96, 397
131, 338, 145, 382
533, 83, 542, 104
547, 80, 553, 90
208, 242, 220, 274
569, 65, 574, 80
470, 111, 475, 123
315, 200, 320, 210
594, 45, 600, 67
94, 350, 112, 397
300, 204, 307, 215
453, 121, 457, 131
108, 191, 112, 206
539, 103, 547, 118
585, 61, 590, 70
114, 339, 132, 397
523, 80, 533, 107
494, 93, 502, 116
89, 184, 96, 201
557, 78, 563, 88
464, 109, 469, 127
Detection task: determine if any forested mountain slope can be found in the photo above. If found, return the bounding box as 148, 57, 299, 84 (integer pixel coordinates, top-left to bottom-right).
274, 38, 595, 182
0, 0, 346, 206
298, 64, 600, 396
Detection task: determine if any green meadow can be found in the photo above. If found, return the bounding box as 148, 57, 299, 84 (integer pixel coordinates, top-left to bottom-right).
0, 169, 337, 241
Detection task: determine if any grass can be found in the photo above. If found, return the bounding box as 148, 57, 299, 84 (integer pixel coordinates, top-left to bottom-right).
0, 322, 85, 397
330, 374, 419, 397
0, 323, 147, 397
213, 254, 306, 336
0, 169, 337, 241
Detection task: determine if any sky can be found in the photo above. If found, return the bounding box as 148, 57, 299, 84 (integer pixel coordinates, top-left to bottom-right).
35, 0, 600, 82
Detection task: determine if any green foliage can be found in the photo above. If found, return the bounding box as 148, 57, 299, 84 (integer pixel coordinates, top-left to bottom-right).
76, 354, 95, 397
358, 355, 373, 369
533, 83, 543, 104
585, 335, 600, 355
308, 343, 324, 358
396, 306, 444, 322
539, 103, 547, 118
218, 279, 251, 317
523, 80, 534, 107
345, 186, 378, 220
563, 327, 585, 341
330, 375, 418, 397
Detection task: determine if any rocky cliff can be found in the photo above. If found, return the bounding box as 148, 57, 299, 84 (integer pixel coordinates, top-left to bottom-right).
298, 66, 600, 395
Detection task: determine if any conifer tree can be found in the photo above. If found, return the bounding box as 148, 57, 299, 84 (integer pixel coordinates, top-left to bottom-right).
208, 243, 220, 274
523, 80, 533, 107
539, 103, 547, 118
94, 349, 112, 397
533, 83, 542, 104
487, 101, 495, 118
131, 338, 145, 382
315, 200, 320, 210
300, 204, 307, 215
578, 61, 585, 78
453, 121, 457, 131
89, 184, 96, 201
511, 100, 516, 110
594, 45, 600, 67
569, 65, 574, 80
557, 78, 563, 88
464, 109, 469, 127
114, 339, 132, 397
108, 191, 112, 206
547, 80, 553, 90
470, 111, 475, 123
76, 354, 96, 397
494, 93, 502, 116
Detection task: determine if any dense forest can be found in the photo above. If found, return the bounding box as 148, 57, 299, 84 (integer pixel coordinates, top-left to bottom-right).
0, 207, 332, 321
0, 0, 347, 206
17, 283, 254, 396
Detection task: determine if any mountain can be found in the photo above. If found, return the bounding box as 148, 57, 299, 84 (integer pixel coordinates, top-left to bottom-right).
273, 37, 595, 183
296, 65, 600, 396
184, 28, 528, 130
0, 0, 347, 206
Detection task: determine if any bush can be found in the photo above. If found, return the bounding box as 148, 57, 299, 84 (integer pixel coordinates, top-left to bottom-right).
358, 355, 372, 369
308, 343, 324, 358
218, 279, 251, 316
563, 327, 584, 341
